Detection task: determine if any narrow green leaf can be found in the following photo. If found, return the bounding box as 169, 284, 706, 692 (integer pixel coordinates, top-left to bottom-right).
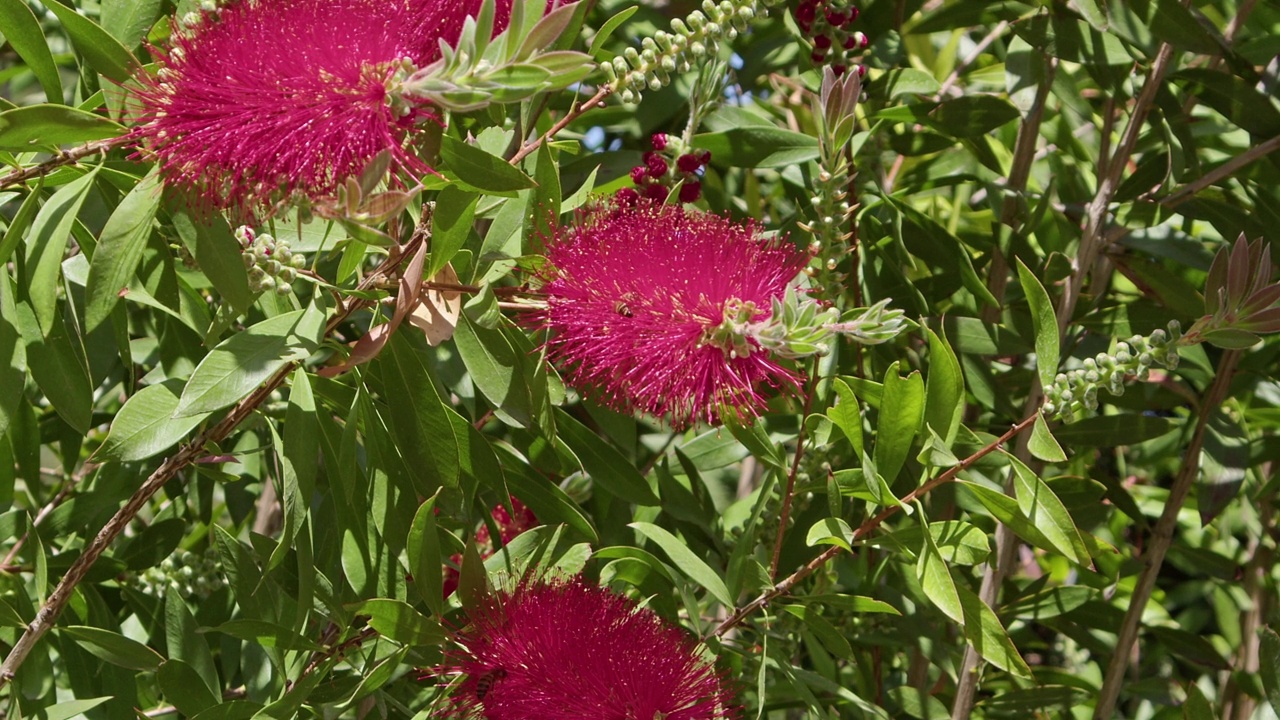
1029, 412, 1068, 462
693, 126, 819, 168
157, 660, 219, 718
958, 481, 1063, 558
454, 316, 542, 429
827, 378, 863, 457
588, 5, 639, 56
427, 186, 479, 278
95, 379, 209, 462
61, 625, 163, 671
917, 526, 963, 624
0, 274, 26, 440
878, 68, 941, 98
957, 585, 1032, 678
440, 134, 537, 194
1181, 683, 1215, 720
871, 520, 990, 565
175, 306, 324, 417
100, 0, 164, 49
347, 599, 444, 646
1016, 258, 1059, 391
923, 327, 963, 445
0, 105, 123, 151
630, 522, 733, 607
165, 588, 220, 701
874, 363, 924, 483
41, 1, 139, 83
1051, 414, 1176, 446
42, 698, 113, 720
1007, 453, 1089, 565
1003, 586, 1094, 620
15, 303, 93, 433
1259, 627, 1280, 717
86, 169, 161, 332
805, 517, 854, 552
408, 492, 444, 615
377, 331, 462, 493
0, 182, 43, 265
206, 619, 325, 652
557, 409, 659, 506
171, 207, 253, 314
0, 0, 63, 102
24, 167, 99, 335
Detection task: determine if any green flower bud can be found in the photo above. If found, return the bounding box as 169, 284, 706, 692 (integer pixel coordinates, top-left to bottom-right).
275, 283, 292, 296
290, 254, 307, 269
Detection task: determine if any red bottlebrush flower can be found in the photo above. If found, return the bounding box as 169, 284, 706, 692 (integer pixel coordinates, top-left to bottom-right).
615, 187, 641, 204
536, 201, 807, 427
437, 576, 739, 719
677, 153, 703, 174
130, 0, 508, 216
679, 180, 703, 203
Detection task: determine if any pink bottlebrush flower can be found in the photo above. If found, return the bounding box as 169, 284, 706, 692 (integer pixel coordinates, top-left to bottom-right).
130, 0, 508, 216
537, 202, 808, 427
437, 576, 739, 719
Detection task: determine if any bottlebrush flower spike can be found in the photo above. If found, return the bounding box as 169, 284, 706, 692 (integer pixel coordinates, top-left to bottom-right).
437, 576, 739, 719
537, 201, 809, 427
130, 0, 509, 216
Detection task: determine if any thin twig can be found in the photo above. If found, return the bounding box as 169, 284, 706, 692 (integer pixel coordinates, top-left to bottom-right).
710, 412, 1038, 640
0, 233, 428, 688
1093, 349, 1242, 720
1161, 134, 1280, 207
0, 137, 129, 190
936, 21, 1009, 98
509, 86, 613, 164
768, 361, 821, 579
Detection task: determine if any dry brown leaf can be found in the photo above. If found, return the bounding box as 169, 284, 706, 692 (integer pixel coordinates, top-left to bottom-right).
410, 264, 463, 346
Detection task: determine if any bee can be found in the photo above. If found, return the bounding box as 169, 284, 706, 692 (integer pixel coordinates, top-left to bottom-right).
614, 300, 634, 318
474, 667, 507, 701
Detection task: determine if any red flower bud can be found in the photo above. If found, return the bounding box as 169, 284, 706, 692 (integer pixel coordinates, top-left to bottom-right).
651, 132, 668, 150
677, 153, 702, 173
630, 165, 649, 185
644, 184, 669, 201
813, 34, 832, 50
679, 181, 702, 203
646, 153, 669, 177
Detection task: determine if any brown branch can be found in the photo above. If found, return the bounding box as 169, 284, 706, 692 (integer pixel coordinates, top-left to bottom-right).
709, 412, 1039, 640
0, 137, 129, 190
1161, 133, 1280, 207
1093, 349, 1242, 719
0, 232, 428, 689
768, 361, 821, 579
509, 86, 613, 164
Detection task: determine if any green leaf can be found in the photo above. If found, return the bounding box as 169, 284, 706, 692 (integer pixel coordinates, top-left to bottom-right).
206, 619, 324, 652
1028, 412, 1067, 462
427, 186, 479, 278
0, 182, 42, 266
408, 493, 444, 615
1149, 0, 1220, 54
15, 302, 93, 433
171, 207, 254, 314
1182, 683, 1215, 720
0, 275, 26, 440
440, 134, 537, 194
916, 525, 963, 624
24, 167, 99, 336
1007, 453, 1089, 565
877, 68, 941, 99
158, 660, 220, 718
96, 379, 208, 461
347, 599, 445, 646
377, 331, 462, 493
588, 5, 638, 56
923, 327, 963, 445
0, 105, 123, 151
1052, 414, 1176, 446
827, 377, 864, 457
61, 625, 163, 671
101, 0, 164, 49
630, 522, 733, 607
165, 588, 220, 702
175, 306, 325, 417
86, 169, 161, 332
872, 520, 990, 565
454, 316, 544, 429
1017, 258, 1059, 391
806, 517, 855, 551
0, 0, 63, 102
1260, 627, 1280, 717
556, 409, 659, 506
874, 362, 924, 483
41, 698, 114, 720
958, 481, 1064, 558
957, 585, 1032, 678
1003, 586, 1094, 620
41, 0, 139, 83
693, 126, 820, 168
270, 368, 318, 572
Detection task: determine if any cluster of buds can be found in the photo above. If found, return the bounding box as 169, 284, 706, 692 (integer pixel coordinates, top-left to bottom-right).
617, 133, 712, 204
707, 289, 906, 360
237, 226, 306, 295
442, 498, 538, 598
794, 0, 868, 76
125, 548, 225, 600
602, 0, 780, 103
180, 0, 221, 30
1043, 322, 1183, 422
